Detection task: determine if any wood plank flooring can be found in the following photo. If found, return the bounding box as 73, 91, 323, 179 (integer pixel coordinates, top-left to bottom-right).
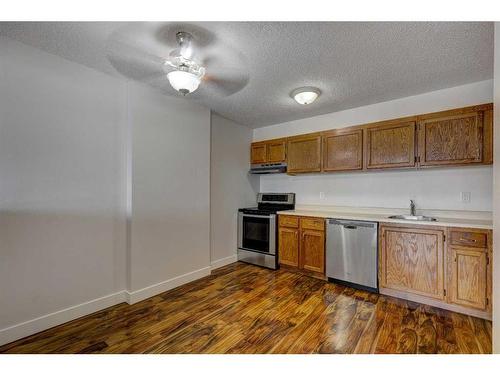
0, 262, 492, 354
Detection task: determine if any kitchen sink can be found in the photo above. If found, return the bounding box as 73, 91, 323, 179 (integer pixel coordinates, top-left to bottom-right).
388, 215, 437, 222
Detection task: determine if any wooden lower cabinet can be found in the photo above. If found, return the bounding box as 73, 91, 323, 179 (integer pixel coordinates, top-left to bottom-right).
278, 215, 325, 278
379, 223, 492, 319
301, 229, 325, 273
278, 227, 299, 267
447, 247, 488, 310
379, 225, 444, 300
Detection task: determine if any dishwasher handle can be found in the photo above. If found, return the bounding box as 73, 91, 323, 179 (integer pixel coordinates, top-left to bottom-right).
327, 219, 378, 229
343, 224, 358, 230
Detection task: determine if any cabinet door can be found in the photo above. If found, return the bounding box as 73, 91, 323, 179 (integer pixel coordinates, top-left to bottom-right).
251, 143, 267, 164
418, 111, 484, 166
287, 134, 322, 173
448, 247, 488, 310
380, 226, 444, 300
300, 229, 325, 273
365, 121, 416, 169
279, 227, 299, 267
323, 129, 363, 171
483, 108, 493, 164
267, 139, 286, 163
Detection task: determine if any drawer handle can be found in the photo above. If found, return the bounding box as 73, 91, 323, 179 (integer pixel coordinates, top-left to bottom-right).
459, 238, 477, 242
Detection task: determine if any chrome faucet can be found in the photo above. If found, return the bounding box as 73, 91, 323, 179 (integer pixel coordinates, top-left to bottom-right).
410, 200, 416, 216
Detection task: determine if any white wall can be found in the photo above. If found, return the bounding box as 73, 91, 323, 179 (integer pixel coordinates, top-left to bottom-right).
254, 80, 493, 140
128, 82, 211, 293
492, 22, 500, 354
261, 167, 492, 211
257, 81, 493, 212
0, 36, 214, 343
210, 113, 258, 268
0, 37, 127, 336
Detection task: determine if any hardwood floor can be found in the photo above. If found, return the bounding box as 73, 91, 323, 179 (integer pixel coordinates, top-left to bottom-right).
0, 262, 492, 354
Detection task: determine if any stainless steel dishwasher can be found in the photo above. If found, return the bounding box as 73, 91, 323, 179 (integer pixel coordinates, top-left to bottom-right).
326, 219, 378, 292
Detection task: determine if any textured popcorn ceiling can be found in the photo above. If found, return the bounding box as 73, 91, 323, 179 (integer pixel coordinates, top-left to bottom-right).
0, 22, 493, 128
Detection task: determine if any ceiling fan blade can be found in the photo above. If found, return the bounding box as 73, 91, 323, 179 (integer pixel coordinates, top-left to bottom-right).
201, 74, 249, 97
105, 22, 250, 98
141, 72, 169, 85
107, 39, 167, 81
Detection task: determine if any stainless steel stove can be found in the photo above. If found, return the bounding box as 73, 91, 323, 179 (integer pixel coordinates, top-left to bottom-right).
237, 193, 295, 269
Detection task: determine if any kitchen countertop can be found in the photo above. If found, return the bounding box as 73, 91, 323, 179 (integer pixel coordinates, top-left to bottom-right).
277, 206, 493, 230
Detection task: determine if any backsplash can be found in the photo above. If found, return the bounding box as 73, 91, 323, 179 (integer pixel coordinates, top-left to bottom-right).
260, 166, 493, 212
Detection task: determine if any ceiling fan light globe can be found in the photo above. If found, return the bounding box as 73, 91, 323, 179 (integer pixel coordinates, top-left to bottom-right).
167, 70, 201, 94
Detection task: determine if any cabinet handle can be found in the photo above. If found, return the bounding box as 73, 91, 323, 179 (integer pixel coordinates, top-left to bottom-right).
460, 238, 477, 242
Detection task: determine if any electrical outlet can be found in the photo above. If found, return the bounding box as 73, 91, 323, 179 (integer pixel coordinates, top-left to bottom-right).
461, 192, 471, 203
319, 192, 325, 200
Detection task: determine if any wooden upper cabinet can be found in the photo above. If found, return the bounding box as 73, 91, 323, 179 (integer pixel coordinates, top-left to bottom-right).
417, 108, 486, 166
250, 143, 267, 164
252, 104, 493, 173
267, 139, 287, 163
322, 128, 363, 171
447, 247, 488, 310
379, 225, 444, 300
287, 133, 322, 173
365, 120, 416, 169
250, 139, 286, 164
483, 108, 493, 164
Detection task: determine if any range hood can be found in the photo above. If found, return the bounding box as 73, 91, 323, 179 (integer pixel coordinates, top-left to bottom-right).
249, 162, 287, 174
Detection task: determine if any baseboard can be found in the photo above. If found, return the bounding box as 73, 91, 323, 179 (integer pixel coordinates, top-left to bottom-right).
1, 264, 228, 346
210, 254, 237, 271
125, 266, 211, 304
380, 287, 492, 320
0, 266, 214, 346
0, 290, 127, 346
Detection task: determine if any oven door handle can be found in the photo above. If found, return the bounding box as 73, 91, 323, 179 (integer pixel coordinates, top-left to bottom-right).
239, 213, 275, 219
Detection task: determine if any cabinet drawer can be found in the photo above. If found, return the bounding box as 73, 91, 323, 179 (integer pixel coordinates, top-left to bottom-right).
279, 215, 299, 228
300, 217, 325, 231
450, 230, 487, 248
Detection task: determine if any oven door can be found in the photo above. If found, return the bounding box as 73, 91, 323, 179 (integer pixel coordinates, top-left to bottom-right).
238, 212, 276, 255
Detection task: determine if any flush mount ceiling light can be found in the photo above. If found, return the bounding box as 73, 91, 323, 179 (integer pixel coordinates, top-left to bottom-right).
291, 87, 321, 105
165, 31, 206, 96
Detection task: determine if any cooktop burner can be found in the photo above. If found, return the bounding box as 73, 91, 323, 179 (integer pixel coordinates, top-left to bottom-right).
238, 193, 295, 215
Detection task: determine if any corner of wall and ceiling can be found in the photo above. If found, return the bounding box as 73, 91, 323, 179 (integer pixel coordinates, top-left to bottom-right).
125, 79, 133, 293
209, 110, 213, 265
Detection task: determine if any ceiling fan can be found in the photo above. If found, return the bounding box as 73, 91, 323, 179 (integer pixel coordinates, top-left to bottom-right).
164, 31, 205, 95
106, 23, 249, 98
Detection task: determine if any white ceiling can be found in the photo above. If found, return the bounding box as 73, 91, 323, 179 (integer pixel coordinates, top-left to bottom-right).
0, 22, 493, 128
